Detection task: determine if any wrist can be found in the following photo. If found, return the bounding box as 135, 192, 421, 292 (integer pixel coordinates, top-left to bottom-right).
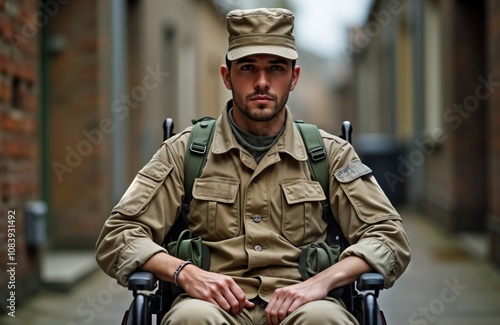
173, 260, 193, 287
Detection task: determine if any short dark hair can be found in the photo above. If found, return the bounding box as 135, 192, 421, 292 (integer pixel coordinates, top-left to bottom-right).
225, 55, 297, 72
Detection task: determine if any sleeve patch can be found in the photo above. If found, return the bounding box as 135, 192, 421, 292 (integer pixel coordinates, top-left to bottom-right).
334, 160, 372, 183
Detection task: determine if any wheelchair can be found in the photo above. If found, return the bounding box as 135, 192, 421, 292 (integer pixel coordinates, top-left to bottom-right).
121, 118, 388, 325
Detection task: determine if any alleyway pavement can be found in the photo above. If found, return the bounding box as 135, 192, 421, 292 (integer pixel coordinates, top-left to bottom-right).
378, 209, 500, 325
1, 261, 133, 325
1, 208, 500, 324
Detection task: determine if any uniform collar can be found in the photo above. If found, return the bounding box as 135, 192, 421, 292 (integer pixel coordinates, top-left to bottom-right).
211, 100, 308, 162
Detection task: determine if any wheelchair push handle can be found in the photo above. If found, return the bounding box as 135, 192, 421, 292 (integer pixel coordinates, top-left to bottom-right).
163, 118, 175, 141
341, 121, 353, 144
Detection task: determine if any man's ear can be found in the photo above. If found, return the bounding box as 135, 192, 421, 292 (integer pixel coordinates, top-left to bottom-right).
289, 65, 300, 92
220, 65, 232, 90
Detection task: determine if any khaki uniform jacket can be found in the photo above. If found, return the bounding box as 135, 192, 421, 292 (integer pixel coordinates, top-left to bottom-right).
95, 102, 411, 301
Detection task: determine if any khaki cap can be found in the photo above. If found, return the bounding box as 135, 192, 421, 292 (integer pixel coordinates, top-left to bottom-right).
226, 8, 298, 61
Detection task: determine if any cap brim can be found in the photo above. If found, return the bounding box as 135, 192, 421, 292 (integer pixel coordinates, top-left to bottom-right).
227, 45, 298, 61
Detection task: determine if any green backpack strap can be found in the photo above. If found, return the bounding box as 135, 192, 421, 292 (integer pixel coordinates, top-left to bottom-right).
181, 117, 217, 223
294, 121, 329, 198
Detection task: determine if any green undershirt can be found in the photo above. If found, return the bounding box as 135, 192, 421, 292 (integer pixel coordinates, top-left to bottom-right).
228, 108, 285, 164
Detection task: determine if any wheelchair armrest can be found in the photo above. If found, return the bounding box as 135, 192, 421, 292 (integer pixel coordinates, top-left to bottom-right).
128, 271, 158, 291
357, 272, 384, 292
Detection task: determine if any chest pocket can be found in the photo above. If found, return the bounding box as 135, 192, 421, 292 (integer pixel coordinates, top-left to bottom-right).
190, 177, 240, 241
280, 179, 327, 246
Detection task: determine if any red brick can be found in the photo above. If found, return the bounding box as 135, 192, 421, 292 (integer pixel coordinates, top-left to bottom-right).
0, 81, 7, 101
23, 92, 38, 111
80, 36, 100, 52
1, 112, 14, 131
0, 53, 8, 73
7, 140, 25, 157
0, 15, 11, 40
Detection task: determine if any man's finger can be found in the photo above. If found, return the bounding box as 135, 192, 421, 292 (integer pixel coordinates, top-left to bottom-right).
213, 293, 232, 313
226, 280, 252, 314
266, 294, 286, 325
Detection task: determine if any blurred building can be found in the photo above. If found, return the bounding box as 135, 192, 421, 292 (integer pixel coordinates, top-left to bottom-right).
2, 0, 341, 307
287, 49, 349, 134
350, 0, 500, 267
1, 0, 231, 305
45, 0, 229, 250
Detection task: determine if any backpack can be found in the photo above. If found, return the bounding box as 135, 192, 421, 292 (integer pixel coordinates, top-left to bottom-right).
163, 117, 347, 301
172, 117, 342, 246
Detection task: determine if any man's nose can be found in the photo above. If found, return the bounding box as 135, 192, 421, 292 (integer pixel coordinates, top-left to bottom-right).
254, 70, 270, 90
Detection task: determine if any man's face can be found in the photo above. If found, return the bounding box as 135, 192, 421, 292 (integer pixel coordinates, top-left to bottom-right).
221, 54, 300, 127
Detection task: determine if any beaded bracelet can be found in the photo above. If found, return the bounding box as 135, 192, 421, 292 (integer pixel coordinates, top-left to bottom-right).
173, 260, 193, 287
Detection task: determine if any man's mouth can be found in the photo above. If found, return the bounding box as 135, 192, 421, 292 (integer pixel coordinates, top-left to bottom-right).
251, 95, 273, 104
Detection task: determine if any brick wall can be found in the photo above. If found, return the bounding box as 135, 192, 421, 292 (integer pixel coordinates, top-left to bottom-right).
0, 0, 43, 309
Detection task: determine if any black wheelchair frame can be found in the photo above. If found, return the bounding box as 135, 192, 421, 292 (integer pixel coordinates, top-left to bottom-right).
122, 119, 388, 325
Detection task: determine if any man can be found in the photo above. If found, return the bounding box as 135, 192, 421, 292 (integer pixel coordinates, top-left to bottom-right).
96, 8, 411, 325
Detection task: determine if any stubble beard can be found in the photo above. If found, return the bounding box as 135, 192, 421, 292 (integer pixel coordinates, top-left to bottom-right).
232, 90, 289, 122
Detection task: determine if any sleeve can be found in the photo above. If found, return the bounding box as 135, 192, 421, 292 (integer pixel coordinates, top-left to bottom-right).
327, 138, 411, 288
95, 135, 187, 286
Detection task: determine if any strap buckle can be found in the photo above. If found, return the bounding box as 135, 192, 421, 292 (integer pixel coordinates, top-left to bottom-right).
190, 142, 207, 155
309, 147, 326, 162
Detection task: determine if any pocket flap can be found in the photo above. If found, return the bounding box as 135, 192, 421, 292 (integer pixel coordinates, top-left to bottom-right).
334, 160, 372, 183
139, 159, 172, 182
113, 159, 173, 216
193, 177, 239, 203
281, 180, 326, 204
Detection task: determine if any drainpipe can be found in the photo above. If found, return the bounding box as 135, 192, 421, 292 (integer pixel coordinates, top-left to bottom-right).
110, 0, 128, 204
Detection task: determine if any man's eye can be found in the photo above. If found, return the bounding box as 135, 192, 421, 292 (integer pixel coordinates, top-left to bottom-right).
271, 65, 285, 71
241, 65, 254, 70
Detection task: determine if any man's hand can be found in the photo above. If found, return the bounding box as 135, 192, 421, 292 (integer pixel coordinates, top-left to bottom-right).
177, 264, 255, 315
265, 255, 373, 324
265, 278, 328, 325
141, 252, 254, 315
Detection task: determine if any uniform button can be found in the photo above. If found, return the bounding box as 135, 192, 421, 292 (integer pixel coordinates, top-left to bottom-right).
253, 214, 262, 223
253, 176, 260, 183
254, 245, 262, 252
